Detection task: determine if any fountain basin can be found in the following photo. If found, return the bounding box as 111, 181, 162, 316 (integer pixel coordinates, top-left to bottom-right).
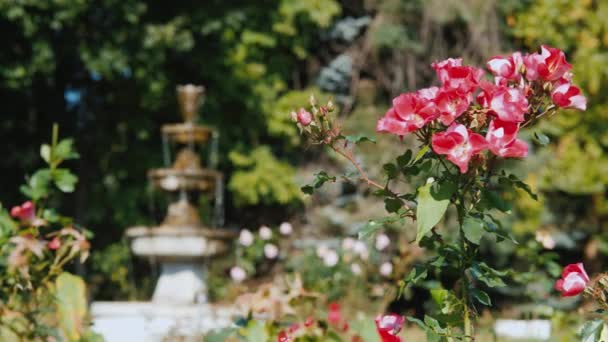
126, 226, 234, 304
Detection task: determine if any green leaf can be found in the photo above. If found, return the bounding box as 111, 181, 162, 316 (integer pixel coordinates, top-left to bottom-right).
581, 319, 605, 342
481, 189, 511, 212
397, 150, 412, 168
54, 138, 80, 161
385, 198, 403, 213
344, 134, 376, 145
40, 144, 51, 163
383, 163, 399, 179
56, 272, 87, 341
405, 265, 428, 285
53, 169, 78, 193
470, 262, 507, 288
484, 216, 518, 244
301, 171, 336, 194
358, 220, 382, 240
471, 289, 491, 306
534, 132, 550, 146
21, 169, 52, 200
507, 174, 538, 200
462, 216, 485, 245
430, 288, 448, 306
243, 320, 268, 342
416, 181, 456, 242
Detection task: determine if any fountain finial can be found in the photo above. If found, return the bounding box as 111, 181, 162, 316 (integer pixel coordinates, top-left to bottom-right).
176, 84, 205, 123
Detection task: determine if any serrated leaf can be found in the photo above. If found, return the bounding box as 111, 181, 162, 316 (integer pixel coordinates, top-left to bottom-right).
471, 288, 491, 306
581, 319, 605, 342
301, 171, 336, 194
416, 181, 456, 242
470, 262, 507, 288
462, 216, 485, 245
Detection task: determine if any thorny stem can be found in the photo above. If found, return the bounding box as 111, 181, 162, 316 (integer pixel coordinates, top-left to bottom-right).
330, 144, 386, 191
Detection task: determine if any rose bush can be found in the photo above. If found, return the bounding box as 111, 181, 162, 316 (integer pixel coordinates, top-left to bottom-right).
293, 45, 586, 340
0, 126, 97, 341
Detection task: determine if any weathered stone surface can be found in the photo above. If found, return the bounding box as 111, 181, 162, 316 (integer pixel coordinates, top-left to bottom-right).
91, 301, 234, 342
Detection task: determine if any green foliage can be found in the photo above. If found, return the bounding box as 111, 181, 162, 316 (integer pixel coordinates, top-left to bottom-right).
301, 171, 336, 195
0, 128, 94, 340
415, 180, 456, 242
229, 147, 302, 206
580, 319, 606, 342
0, 0, 343, 300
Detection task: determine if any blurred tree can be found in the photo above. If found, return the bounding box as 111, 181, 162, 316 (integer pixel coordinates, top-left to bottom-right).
0, 0, 340, 299
512, 0, 608, 271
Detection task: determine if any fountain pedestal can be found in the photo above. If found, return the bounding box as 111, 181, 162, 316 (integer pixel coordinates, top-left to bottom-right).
92, 84, 236, 341
127, 225, 233, 304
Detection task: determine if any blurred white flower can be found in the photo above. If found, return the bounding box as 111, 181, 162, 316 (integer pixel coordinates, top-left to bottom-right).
380, 262, 393, 277
264, 243, 279, 259
342, 237, 356, 251
535, 230, 556, 250
353, 241, 369, 260
238, 229, 254, 247
323, 249, 339, 267
259, 226, 273, 240
230, 266, 246, 283
316, 245, 329, 258
279, 222, 293, 235
351, 263, 362, 275
375, 233, 390, 251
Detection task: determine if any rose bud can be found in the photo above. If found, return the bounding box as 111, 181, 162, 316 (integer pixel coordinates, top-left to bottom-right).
48, 237, 61, 250
297, 108, 312, 126
555, 262, 590, 297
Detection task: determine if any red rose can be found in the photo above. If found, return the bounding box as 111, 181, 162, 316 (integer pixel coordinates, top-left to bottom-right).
432, 58, 485, 94
376, 92, 438, 136
487, 52, 523, 81
524, 46, 572, 81
551, 80, 586, 111
555, 263, 589, 297
435, 88, 471, 125
432, 124, 488, 173
485, 119, 528, 158
489, 86, 528, 123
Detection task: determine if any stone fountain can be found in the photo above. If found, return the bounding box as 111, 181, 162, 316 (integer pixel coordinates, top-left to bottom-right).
92, 85, 235, 341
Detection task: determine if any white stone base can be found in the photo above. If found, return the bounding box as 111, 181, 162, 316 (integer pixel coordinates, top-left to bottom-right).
91, 301, 234, 342
153, 262, 207, 303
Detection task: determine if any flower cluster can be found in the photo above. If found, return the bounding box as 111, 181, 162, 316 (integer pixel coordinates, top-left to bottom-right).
230, 223, 294, 283
376, 45, 586, 173
276, 302, 404, 342
7, 201, 90, 275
